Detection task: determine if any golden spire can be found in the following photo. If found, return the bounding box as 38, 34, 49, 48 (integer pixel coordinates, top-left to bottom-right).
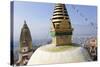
50, 3, 73, 46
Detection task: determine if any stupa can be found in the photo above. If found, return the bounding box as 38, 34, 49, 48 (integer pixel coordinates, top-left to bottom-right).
28, 3, 91, 65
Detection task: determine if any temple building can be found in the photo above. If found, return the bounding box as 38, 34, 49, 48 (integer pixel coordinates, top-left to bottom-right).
50, 3, 73, 46
16, 21, 33, 65
28, 3, 91, 65
84, 37, 97, 61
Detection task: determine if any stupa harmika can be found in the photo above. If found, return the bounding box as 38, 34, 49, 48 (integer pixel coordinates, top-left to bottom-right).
28, 3, 91, 65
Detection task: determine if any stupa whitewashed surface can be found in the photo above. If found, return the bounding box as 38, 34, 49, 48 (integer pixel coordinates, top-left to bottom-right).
28, 45, 91, 65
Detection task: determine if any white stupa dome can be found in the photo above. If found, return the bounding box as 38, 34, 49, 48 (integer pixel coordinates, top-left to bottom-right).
27, 44, 91, 65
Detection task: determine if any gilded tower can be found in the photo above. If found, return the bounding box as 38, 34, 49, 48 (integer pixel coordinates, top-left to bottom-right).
17, 21, 33, 65
50, 3, 73, 46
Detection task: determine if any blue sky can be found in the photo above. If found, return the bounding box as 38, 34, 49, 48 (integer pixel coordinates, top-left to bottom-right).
13, 1, 97, 42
